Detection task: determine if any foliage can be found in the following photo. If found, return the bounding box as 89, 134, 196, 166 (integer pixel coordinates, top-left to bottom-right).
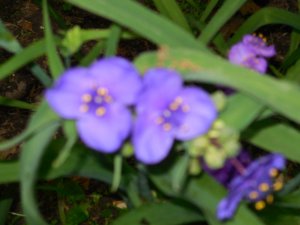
1, 0, 300, 224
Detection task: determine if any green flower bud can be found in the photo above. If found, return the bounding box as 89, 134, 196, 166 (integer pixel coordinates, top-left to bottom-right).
189, 157, 202, 175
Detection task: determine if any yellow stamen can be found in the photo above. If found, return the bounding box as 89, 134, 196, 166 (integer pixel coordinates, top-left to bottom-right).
181, 104, 190, 113
97, 87, 108, 96
273, 180, 283, 191
104, 95, 113, 103
82, 93, 92, 103
266, 195, 274, 204
163, 123, 172, 131
174, 96, 183, 104
259, 183, 270, 192
155, 117, 164, 125
255, 201, 266, 211
169, 101, 180, 111
269, 168, 278, 177
80, 104, 89, 113
96, 107, 106, 116
248, 191, 259, 200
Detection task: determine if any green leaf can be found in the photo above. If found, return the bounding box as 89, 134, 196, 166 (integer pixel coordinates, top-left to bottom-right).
0, 96, 37, 110
243, 118, 300, 163
149, 161, 265, 225
277, 189, 300, 209
112, 201, 204, 225
66, 0, 208, 51
0, 39, 46, 80
0, 161, 20, 183
200, 0, 219, 22
258, 205, 300, 225
104, 24, 122, 56
0, 198, 13, 225
198, 0, 247, 45
220, 93, 264, 131
21, 121, 60, 225
286, 58, 300, 85
43, 0, 64, 78
134, 48, 300, 124
230, 7, 300, 45
79, 40, 105, 66
152, 0, 192, 32
0, 19, 22, 53
52, 121, 77, 168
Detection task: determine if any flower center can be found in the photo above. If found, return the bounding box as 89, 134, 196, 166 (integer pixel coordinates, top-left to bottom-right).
155, 96, 190, 132
79, 87, 113, 117
247, 167, 284, 211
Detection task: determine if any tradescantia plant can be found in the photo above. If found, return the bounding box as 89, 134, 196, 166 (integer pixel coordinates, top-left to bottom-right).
1, 0, 300, 224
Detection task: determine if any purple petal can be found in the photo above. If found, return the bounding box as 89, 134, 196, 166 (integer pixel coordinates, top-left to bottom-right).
217, 192, 244, 220
133, 114, 174, 164
228, 43, 254, 66
136, 68, 183, 113
89, 57, 142, 105
77, 103, 131, 153
245, 57, 267, 74
45, 68, 94, 119
242, 35, 276, 57
175, 87, 217, 140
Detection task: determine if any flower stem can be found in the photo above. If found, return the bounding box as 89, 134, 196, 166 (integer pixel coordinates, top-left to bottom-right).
111, 154, 122, 192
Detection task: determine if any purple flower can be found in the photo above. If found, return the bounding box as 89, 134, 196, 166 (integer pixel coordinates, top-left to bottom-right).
203, 150, 252, 187
228, 34, 275, 73
46, 57, 142, 153
133, 68, 217, 164
217, 153, 285, 220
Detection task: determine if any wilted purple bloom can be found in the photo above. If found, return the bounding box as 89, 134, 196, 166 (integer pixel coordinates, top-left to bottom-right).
203, 150, 252, 187
46, 57, 142, 153
217, 153, 285, 220
228, 34, 275, 73
133, 68, 217, 164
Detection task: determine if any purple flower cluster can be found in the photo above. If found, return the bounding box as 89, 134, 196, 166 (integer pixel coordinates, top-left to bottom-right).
228, 34, 276, 73
216, 153, 285, 220
133, 69, 217, 164
46, 57, 142, 153
46, 57, 217, 164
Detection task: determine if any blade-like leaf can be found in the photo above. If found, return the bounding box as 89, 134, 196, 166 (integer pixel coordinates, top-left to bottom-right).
0, 19, 22, 53
21, 121, 59, 225
66, 0, 208, 51
199, 0, 247, 45
243, 118, 300, 163
134, 48, 300, 124
42, 0, 64, 78
112, 201, 204, 225
229, 7, 300, 45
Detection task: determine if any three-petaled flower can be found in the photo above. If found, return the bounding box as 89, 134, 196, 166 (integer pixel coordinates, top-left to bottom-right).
228, 34, 276, 73
46, 57, 142, 153
217, 153, 285, 220
133, 68, 217, 164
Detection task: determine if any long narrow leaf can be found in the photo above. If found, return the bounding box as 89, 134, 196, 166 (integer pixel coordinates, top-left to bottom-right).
153, 0, 191, 32
229, 8, 300, 45
112, 201, 204, 225
134, 48, 300, 124
43, 0, 64, 78
66, 0, 208, 51
21, 121, 59, 225
199, 0, 247, 45
243, 118, 300, 163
